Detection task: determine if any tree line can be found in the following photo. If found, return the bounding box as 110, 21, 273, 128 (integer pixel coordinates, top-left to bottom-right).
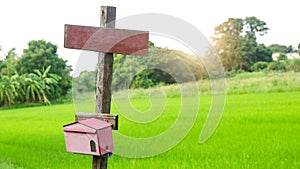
212, 16, 300, 73
74, 16, 300, 93
2, 16, 300, 107
74, 16, 300, 94
73, 42, 206, 93
0, 40, 72, 107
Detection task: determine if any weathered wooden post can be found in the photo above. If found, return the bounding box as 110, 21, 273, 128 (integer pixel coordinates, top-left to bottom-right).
63, 5, 149, 169
93, 6, 115, 169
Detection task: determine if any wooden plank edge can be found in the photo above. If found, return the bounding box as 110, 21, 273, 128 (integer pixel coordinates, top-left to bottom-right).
75, 112, 118, 130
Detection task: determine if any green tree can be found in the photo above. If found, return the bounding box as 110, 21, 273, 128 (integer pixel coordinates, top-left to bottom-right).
244, 16, 269, 38
17, 40, 72, 99
286, 45, 293, 53
73, 71, 97, 93
212, 18, 243, 71
112, 45, 202, 90
298, 43, 300, 55
0, 48, 18, 75
256, 44, 273, 62
213, 16, 270, 71
234, 37, 257, 70
74, 42, 207, 91
268, 44, 292, 53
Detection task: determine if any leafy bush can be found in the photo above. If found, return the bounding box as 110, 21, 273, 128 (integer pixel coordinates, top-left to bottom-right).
288, 59, 300, 72
266, 59, 300, 72
267, 61, 287, 71
277, 53, 287, 60
0, 66, 60, 107
251, 62, 268, 71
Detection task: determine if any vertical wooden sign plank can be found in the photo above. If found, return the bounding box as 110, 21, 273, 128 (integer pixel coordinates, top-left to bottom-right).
93, 6, 116, 169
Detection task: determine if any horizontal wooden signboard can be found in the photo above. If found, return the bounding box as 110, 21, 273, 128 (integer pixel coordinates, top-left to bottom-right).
64, 24, 149, 56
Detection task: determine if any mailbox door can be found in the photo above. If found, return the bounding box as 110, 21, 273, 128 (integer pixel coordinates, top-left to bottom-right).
97, 127, 114, 155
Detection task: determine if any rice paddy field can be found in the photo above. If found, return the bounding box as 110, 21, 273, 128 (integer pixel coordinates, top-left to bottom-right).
0, 72, 300, 169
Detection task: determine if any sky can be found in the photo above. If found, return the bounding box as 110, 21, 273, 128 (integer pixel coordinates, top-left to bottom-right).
0, 0, 299, 68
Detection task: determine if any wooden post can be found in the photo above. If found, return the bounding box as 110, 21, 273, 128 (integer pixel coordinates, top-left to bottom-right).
93, 6, 116, 169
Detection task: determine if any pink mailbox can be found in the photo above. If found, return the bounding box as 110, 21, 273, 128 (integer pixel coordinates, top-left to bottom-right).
63, 118, 114, 156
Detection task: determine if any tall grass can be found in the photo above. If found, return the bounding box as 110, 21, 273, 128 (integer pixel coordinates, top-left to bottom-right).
0, 158, 24, 169
0, 92, 300, 168
113, 71, 300, 98
0, 71, 300, 168
226, 71, 300, 94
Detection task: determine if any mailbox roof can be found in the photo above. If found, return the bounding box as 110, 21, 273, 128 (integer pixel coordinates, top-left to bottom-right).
63, 118, 112, 133
79, 118, 112, 130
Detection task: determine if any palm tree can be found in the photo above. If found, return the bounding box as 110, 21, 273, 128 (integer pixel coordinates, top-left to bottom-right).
0, 75, 20, 106
33, 66, 61, 104
19, 73, 43, 103
0, 65, 61, 107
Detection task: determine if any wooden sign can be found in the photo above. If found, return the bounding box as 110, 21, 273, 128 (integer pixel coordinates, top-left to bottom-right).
64, 24, 149, 56
64, 6, 149, 169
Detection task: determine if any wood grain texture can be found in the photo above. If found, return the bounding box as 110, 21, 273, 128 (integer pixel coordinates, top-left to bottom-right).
92, 156, 107, 169
95, 52, 114, 115
75, 112, 118, 130
93, 6, 115, 169
64, 25, 149, 56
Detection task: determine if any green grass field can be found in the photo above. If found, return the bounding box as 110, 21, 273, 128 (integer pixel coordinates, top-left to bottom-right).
1, 72, 300, 168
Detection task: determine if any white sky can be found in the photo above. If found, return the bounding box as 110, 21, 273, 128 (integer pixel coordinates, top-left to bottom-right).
0, 0, 299, 68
